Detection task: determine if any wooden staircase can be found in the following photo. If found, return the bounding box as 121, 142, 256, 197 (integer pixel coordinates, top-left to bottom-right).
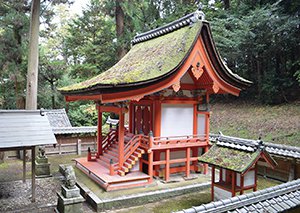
117, 147, 145, 176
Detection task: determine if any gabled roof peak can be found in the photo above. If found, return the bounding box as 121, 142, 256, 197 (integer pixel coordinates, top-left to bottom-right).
131, 8, 205, 45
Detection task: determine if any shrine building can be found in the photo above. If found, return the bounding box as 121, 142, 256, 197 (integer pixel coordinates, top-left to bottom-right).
199, 134, 277, 201
60, 8, 252, 191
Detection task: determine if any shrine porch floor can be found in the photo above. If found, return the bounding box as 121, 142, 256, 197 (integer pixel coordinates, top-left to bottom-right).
75, 157, 151, 191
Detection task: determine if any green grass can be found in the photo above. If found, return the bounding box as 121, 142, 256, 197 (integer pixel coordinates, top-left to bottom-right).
111, 176, 280, 213
210, 102, 300, 147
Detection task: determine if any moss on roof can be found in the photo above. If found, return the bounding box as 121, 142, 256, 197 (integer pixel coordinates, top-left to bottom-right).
60, 21, 202, 92
198, 145, 260, 173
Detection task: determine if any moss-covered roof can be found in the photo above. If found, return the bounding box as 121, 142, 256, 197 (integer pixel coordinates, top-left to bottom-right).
199, 145, 260, 173
60, 21, 202, 92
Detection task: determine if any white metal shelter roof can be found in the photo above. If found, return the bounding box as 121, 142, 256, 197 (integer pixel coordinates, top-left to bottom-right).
0, 110, 57, 149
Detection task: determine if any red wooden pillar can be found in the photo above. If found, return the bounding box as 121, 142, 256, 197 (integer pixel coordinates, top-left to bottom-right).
118, 112, 125, 167
153, 100, 161, 137
219, 168, 223, 182
154, 100, 161, 174
240, 174, 244, 195
211, 165, 215, 201
129, 102, 134, 133
186, 147, 191, 177
97, 106, 103, 157
148, 151, 153, 183
203, 146, 209, 174
232, 171, 236, 197
165, 149, 170, 182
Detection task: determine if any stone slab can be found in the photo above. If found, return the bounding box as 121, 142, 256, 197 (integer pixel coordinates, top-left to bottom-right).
36, 156, 49, 164
61, 185, 80, 199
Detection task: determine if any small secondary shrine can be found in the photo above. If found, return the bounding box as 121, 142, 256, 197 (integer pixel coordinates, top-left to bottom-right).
199, 134, 277, 201
60, 8, 251, 191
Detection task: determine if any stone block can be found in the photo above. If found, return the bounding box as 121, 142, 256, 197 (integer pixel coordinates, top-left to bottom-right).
61, 185, 80, 199
56, 192, 85, 213
35, 161, 51, 177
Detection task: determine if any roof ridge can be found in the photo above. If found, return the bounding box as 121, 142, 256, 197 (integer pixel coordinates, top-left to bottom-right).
131, 8, 205, 45
210, 133, 300, 159
176, 179, 300, 213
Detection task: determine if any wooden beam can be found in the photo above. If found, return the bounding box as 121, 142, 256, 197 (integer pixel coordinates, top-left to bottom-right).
31, 146, 36, 202
23, 148, 26, 183
99, 105, 128, 114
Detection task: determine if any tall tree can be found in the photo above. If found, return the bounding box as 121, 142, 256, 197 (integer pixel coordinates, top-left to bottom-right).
26, 0, 40, 110
115, 0, 126, 60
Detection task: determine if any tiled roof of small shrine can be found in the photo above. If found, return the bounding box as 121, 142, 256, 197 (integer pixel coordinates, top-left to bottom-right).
175, 179, 300, 213
210, 133, 300, 160
60, 8, 251, 95
45, 109, 97, 135
200, 133, 276, 173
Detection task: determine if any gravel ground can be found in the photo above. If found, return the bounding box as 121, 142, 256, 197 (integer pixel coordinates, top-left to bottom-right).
0, 177, 61, 213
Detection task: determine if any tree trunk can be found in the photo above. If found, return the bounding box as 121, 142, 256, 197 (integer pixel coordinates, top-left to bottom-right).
223, 0, 230, 10
26, 0, 40, 110
115, 0, 126, 60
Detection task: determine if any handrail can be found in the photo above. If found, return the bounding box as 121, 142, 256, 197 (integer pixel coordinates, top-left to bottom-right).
152, 134, 207, 147
123, 134, 142, 165
102, 128, 117, 152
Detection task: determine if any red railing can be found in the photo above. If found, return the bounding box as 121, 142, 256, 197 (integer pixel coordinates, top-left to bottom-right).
102, 128, 117, 152
123, 134, 142, 162
151, 134, 207, 148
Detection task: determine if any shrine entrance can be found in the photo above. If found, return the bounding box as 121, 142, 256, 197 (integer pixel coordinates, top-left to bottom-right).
132, 103, 153, 135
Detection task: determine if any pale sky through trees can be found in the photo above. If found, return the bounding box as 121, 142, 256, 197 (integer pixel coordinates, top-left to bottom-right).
70, 0, 90, 15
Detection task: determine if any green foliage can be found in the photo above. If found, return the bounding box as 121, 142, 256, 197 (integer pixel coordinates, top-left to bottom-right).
1, 0, 299, 125
67, 102, 98, 126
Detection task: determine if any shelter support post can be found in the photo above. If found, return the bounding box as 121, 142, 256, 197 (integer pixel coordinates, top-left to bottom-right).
97, 106, 103, 157
240, 174, 244, 195
23, 148, 26, 183
118, 112, 125, 167
254, 164, 258, 191
231, 171, 236, 197
148, 151, 153, 183
211, 165, 215, 201
186, 147, 191, 177
31, 146, 36, 202
165, 149, 170, 182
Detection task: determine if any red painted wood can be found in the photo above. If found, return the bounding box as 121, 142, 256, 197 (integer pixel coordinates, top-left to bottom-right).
135, 106, 142, 134
143, 106, 150, 135
97, 106, 103, 156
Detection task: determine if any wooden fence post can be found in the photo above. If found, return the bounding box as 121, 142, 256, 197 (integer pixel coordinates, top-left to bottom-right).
77, 139, 82, 155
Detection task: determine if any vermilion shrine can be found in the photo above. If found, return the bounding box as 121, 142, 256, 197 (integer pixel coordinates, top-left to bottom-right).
60, 8, 251, 191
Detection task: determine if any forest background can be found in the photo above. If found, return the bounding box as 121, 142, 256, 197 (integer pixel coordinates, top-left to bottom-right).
0, 0, 299, 127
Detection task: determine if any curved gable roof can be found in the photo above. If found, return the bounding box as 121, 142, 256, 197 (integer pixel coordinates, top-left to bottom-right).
60, 9, 251, 98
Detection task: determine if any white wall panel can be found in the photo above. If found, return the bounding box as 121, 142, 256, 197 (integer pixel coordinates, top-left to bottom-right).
161, 104, 193, 137
236, 170, 255, 187
214, 186, 232, 201
197, 114, 206, 135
